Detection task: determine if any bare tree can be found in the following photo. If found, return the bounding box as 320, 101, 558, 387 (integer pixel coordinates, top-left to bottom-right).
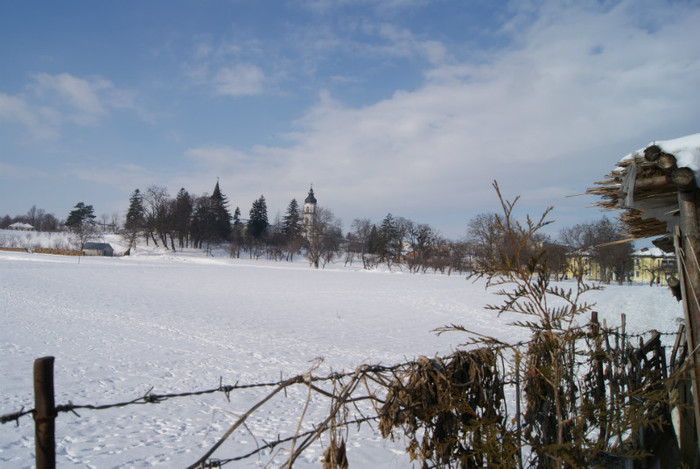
144, 185, 171, 248
350, 218, 372, 269
306, 206, 342, 269
560, 217, 633, 284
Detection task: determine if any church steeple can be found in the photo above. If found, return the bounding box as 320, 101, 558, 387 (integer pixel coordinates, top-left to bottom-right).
303, 186, 317, 239
305, 186, 317, 204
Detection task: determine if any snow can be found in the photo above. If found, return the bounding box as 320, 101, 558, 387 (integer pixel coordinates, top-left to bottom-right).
0, 236, 684, 468
634, 246, 673, 257
620, 132, 700, 179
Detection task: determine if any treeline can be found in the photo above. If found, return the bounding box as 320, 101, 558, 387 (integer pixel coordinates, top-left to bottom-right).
2, 183, 636, 280
113, 180, 634, 279
0, 206, 63, 232
119, 183, 343, 267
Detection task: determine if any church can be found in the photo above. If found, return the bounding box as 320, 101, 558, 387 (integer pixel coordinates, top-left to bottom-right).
302, 186, 317, 239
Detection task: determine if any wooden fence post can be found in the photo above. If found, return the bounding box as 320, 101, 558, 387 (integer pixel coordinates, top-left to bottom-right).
34, 356, 56, 469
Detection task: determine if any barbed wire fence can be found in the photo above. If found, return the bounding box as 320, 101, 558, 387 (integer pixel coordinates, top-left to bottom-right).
1, 317, 683, 469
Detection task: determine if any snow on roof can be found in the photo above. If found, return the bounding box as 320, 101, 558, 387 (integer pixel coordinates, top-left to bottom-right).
8, 222, 35, 230
634, 246, 674, 257
589, 132, 700, 242
620, 133, 700, 182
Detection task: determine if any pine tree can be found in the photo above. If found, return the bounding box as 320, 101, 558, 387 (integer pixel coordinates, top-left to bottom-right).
123, 189, 145, 252
230, 206, 244, 258
210, 181, 232, 241
247, 195, 268, 240
174, 188, 193, 248
233, 206, 242, 228
367, 224, 380, 254
66, 202, 96, 230
125, 189, 145, 232
282, 199, 303, 261
282, 199, 301, 239
65, 202, 97, 249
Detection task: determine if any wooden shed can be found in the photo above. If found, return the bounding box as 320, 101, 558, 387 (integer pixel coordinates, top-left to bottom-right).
82, 242, 114, 257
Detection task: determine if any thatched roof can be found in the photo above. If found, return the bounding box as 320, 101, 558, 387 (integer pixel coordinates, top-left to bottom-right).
587, 133, 700, 242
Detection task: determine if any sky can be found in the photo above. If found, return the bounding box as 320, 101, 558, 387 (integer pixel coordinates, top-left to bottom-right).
1, 0, 699, 239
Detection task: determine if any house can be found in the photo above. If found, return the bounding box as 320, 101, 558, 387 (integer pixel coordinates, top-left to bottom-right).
8, 222, 35, 231
565, 248, 676, 285
631, 247, 676, 285
82, 242, 114, 257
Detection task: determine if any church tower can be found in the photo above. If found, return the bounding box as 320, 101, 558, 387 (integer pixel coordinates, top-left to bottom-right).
303, 186, 317, 239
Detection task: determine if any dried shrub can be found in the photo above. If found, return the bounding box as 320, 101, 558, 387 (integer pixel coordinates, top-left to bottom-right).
33, 248, 83, 256
322, 440, 348, 469
379, 350, 519, 467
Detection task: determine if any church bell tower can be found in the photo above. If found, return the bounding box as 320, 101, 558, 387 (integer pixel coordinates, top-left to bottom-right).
303, 186, 317, 239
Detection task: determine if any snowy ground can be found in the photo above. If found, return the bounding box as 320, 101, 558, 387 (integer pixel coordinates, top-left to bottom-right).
0, 234, 684, 468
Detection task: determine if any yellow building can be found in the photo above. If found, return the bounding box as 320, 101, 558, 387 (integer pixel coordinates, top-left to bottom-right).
566, 247, 675, 285
630, 247, 676, 286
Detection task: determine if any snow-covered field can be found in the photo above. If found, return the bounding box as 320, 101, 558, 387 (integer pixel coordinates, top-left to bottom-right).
0, 234, 684, 468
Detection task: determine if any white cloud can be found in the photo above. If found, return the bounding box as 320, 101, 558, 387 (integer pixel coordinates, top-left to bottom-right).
372, 23, 448, 65
32, 73, 108, 118
69, 161, 156, 192
28, 72, 153, 126
0, 92, 58, 140
185, 145, 256, 170
212, 64, 266, 96
184, 0, 700, 236
0, 160, 50, 180
0, 72, 153, 147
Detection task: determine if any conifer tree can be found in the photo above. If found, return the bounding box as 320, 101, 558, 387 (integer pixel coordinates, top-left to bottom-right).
233, 206, 242, 228
282, 198, 301, 239
173, 188, 193, 248
282, 198, 303, 261
66, 202, 96, 230
247, 195, 268, 240
125, 189, 145, 232
379, 213, 401, 267
123, 189, 145, 252
210, 181, 232, 242
66, 202, 97, 249
230, 206, 244, 258
367, 224, 380, 254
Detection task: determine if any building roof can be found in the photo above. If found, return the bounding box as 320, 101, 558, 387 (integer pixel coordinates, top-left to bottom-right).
305, 187, 317, 204
9, 222, 35, 230
82, 242, 113, 250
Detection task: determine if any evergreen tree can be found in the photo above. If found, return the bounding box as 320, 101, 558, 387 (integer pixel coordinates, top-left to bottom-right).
282, 198, 303, 261
190, 195, 214, 249
123, 189, 145, 252
367, 224, 380, 254
125, 189, 145, 233
65, 202, 97, 249
173, 188, 193, 248
233, 206, 242, 228
66, 202, 96, 230
247, 195, 268, 240
230, 206, 244, 258
282, 198, 301, 239
210, 181, 232, 241
379, 213, 397, 262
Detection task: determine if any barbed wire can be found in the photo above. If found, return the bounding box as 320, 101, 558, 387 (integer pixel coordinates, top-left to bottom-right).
0, 362, 412, 427
2, 322, 682, 427
0, 323, 682, 467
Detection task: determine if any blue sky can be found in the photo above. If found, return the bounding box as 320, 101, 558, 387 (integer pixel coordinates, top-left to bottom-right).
1, 0, 699, 238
